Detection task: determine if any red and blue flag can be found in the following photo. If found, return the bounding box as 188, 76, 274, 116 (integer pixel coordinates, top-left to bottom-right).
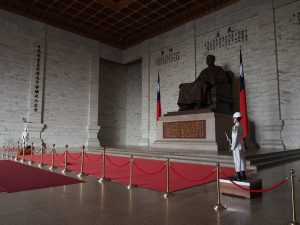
156, 72, 162, 122
240, 47, 249, 139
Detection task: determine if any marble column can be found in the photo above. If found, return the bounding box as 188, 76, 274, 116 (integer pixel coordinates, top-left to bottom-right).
87, 47, 101, 151
26, 41, 45, 148
138, 54, 150, 146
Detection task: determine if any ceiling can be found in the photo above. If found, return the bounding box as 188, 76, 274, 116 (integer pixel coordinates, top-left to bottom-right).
0, 0, 239, 49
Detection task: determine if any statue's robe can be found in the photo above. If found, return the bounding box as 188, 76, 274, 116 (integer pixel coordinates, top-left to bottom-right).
177, 65, 227, 110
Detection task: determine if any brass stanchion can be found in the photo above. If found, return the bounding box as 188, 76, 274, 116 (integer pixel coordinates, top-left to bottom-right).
61, 145, 70, 175
38, 144, 45, 168
214, 162, 226, 211
77, 145, 87, 178
20, 144, 26, 163
127, 155, 137, 189
286, 169, 299, 225
98, 147, 111, 183
9, 144, 14, 160
1, 145, 5, 157
49, 144, 57, 171
15, 142, 20, 161
28, 143, 34, 165
6, 145, 9, 158
164, 158, 173, 198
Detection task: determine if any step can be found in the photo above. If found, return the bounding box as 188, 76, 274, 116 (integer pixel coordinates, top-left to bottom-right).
253, 154, 300, 169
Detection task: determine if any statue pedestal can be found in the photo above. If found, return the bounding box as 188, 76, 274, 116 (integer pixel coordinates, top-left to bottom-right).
151, 110, 232, 152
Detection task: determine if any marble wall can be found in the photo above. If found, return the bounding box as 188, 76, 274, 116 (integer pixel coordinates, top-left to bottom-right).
125, 0, 300, 150
99, 59, 142, 146
1, 0, 300, 151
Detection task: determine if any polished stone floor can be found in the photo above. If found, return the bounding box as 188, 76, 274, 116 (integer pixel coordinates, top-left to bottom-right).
0, 156, 299, 225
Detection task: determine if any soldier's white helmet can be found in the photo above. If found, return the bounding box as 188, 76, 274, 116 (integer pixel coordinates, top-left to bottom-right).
233, 112, 242, 118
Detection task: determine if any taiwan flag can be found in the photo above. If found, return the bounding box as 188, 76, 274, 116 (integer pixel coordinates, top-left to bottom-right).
156, 72, 162, 122
240, 47, 249, 139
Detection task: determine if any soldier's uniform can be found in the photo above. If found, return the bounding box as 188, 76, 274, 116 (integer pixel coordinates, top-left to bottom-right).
231, 113, 246, 180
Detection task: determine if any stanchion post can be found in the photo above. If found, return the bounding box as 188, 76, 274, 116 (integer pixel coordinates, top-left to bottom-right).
9, 144, 14, 160
61, 145, 70, 174
1, 145, 4, 157
20, 144, 26, 163
164, 158, 173, 198
49, 144, 57, 171
98, 147, 111, 183
28, 143, 34, 165
38, 144, 45, 168
6, 145, 9, 158
286, 169, 299, 225
15, 142, 19, 161
77, 145, 87, 178
5, 145, 9, 158
214, 162, 226, 211
127, 155, 137, 189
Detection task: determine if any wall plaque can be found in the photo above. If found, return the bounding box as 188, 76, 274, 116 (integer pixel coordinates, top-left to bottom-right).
163, 120, 206, 139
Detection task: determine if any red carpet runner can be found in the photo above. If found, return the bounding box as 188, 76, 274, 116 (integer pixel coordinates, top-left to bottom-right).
24, 153, 236, 192
0, 160, 83, 193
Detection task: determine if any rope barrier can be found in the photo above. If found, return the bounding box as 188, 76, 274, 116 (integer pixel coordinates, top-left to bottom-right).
170, 165, 215, 183
106, 155, 130, 168
221, 170, 288, 193
67, 151, 82, 161
34, 148, 42, 154
54, 151, 65, 159
84, 152, 102, 162
133, 161, 166, 175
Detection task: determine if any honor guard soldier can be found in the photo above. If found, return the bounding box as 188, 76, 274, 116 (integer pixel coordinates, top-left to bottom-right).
231, 112, 246, 181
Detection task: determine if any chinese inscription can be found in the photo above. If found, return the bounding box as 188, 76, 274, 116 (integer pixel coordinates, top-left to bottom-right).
291, 12, 300, 25
163, 120, 206, 139
204, 26, 248, 51
155, 47, 180, 66
33, 45, 41, 112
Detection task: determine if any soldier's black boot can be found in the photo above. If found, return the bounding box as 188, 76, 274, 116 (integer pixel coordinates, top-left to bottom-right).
241, 171, 246, 180
233, 172, 242, 181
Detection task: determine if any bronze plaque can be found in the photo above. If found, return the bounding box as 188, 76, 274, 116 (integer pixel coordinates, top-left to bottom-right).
163, 120, 206, 139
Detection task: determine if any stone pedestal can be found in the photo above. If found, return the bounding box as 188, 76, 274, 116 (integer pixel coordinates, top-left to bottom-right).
26, 122, 45, 148
220, 178, 262, 199
151, 110, 232, 151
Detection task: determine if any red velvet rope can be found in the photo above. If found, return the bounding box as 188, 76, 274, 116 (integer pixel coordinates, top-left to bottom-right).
84, 153, 102, 162
133, 161, 166, 175
67, 152, 82, 160
34, 148, 43, 154
221, 170, 288, 193
54, 151, 65, 159
106, 155, 130, 168
170, 165, 215, 182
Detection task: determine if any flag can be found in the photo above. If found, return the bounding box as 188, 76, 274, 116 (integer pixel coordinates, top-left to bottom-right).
239, 47, 249, 139
156, 72, 162, 122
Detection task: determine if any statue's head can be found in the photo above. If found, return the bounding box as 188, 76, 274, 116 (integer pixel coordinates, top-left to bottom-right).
206, 55, 215, 66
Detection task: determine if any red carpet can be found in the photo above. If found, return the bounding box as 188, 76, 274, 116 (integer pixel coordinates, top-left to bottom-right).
0, 160, 83, 193
24, 152, 236, 192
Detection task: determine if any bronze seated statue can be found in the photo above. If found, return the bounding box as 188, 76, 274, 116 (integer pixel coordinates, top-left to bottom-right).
177, 55, 233, 113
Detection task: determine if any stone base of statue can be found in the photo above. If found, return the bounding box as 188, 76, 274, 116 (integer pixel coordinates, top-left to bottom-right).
151, 109, 232, 152
219, 177, 262, 199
